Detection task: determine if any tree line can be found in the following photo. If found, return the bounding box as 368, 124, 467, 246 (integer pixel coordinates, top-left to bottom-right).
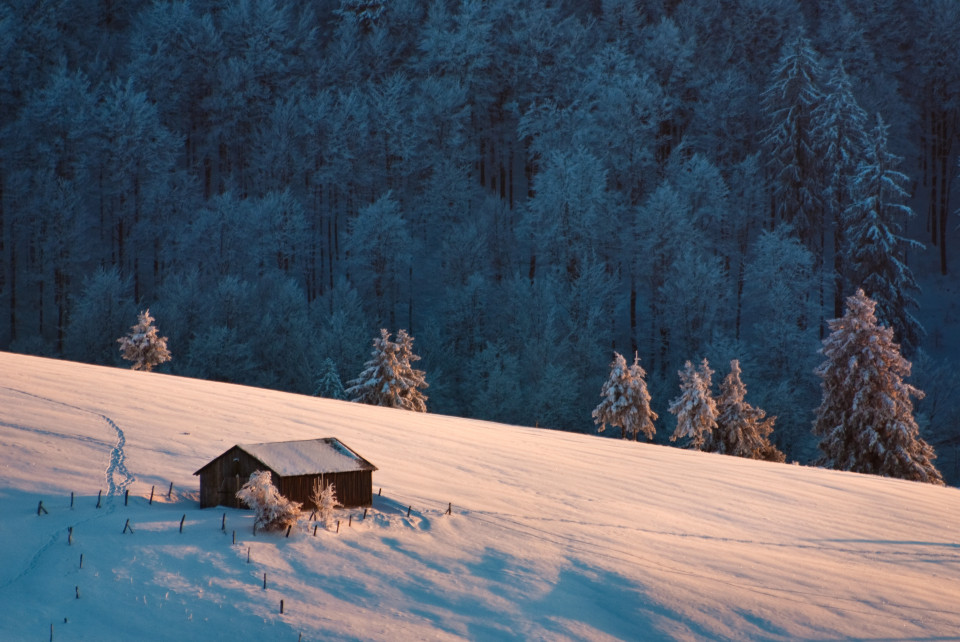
1, 0, 958, 472
333, 288, 942, 485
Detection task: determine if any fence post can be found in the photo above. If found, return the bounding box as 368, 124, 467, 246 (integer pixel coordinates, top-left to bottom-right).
124, 490, 129, 506
70, 492, 74, 509
167, 482, 173, 499
149, 486, 154, 505
37, 501, 48, 516
68, 527, 73, 546
222, 513, 226, 532
96, 490, 102, 509
179, 515, 185, 533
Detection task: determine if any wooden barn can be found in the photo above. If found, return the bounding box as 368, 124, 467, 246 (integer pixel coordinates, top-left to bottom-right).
194, 438, 377, 509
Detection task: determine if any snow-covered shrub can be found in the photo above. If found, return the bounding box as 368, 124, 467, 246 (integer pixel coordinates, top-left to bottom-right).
310, 478, 341, 529
236, 470, 302, 531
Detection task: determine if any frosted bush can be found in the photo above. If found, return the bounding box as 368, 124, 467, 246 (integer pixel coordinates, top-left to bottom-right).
310, 478, 341, 529
236, 470, 302, 531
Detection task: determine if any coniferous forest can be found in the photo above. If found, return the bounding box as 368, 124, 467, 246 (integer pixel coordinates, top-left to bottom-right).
2, 1, 959, 475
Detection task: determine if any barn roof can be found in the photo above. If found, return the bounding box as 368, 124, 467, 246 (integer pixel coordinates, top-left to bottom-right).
194, 438, 377, 477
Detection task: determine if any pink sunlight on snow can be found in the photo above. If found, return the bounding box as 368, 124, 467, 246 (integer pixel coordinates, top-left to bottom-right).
2, 351, 960, 640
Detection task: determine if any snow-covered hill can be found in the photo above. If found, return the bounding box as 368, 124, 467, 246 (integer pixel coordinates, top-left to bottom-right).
2, 351, 959, 641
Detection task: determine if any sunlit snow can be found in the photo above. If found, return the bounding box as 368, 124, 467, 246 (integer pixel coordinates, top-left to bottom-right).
2, 352, 959, 641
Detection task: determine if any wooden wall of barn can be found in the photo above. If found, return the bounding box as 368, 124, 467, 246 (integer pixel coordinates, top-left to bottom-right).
279, 471, 373, 509
197, 446, 271, 509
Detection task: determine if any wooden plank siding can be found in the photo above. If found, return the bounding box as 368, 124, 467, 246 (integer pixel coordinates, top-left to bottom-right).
197, 445, 268, 509
195, 441, 375, 509
278, 471, 373, 509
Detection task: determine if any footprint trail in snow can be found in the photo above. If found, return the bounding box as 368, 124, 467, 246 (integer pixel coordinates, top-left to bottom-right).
0, 386, 135, 495
102, 414, 134, 495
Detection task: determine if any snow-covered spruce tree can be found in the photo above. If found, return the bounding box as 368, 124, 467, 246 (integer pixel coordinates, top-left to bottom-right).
812, 62, 869, 318
845, 114, 923, 354
592, 352, 658, 441
346, 329, 428, 412
669, 359, 717, 450
313, 357, 346, 400
310, 477, 341, 529
715, 360, 785, 462
117, 309, 171, 371
236, 470, 302, 531
761, 32, 825, 249
813, 289, 943, 485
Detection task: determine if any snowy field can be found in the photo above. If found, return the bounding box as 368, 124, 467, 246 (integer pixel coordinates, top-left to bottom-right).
2, 351, 960, 641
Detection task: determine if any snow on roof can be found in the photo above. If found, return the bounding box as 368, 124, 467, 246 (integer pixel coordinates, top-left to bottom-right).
236, 438, 376, 477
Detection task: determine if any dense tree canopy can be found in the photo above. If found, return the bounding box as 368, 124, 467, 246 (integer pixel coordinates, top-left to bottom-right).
0, 0, 956, 474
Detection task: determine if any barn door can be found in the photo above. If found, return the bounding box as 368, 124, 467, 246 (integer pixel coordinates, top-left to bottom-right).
219, 458, 243, 508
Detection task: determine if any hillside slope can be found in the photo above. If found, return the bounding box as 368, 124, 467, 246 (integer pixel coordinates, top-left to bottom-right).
1, 352, 959, 641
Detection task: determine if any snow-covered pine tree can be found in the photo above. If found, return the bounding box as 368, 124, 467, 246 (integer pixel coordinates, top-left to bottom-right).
761, 32, 826, 249
592, 351, 657, 441
845, 114, 923, 353
668, 359, 717, 450
313, 357, 346, 399
715, 360, 785, 462
345, 329, 428, 412
812, 62, 869, 318
236, 470, 302, 531
813, 289, 943, 485
117, 309, 171, 371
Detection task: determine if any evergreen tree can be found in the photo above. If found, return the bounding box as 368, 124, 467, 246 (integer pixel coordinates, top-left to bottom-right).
813, 289, 943, 485
761, 33, 826, 249
845, 114, 923, 353
669, 359, 717, 450
715, 360, 784, 462
592, 352, 657, 441
313, 357, 346, 400
117, 309, 171, 372
469, 341, 522, 424
66, 266, 136, 366
343, 192, 415, 328
812, 62, 869, 318
741, 226, 819, 451
346, 329, 428, 412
